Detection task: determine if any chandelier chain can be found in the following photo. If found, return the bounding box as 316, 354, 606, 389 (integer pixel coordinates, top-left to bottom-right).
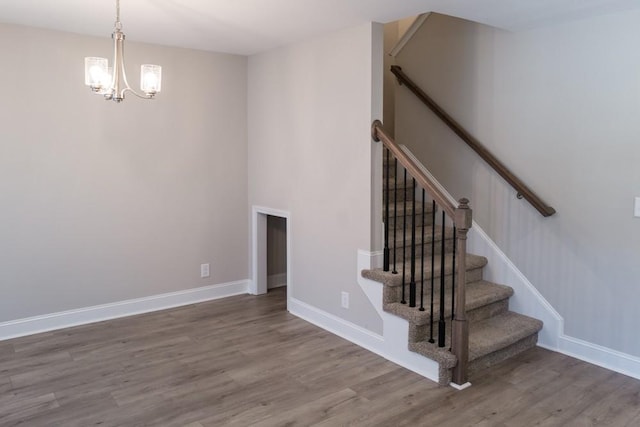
114, 0, 122, 31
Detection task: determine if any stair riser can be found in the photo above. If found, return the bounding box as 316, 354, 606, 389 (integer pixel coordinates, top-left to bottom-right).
383, 190, 442, 205
468, 334, 539, 375
383, 191, 416, 203
383, 167, 406, 179
382, 181, 432, 204
382, 267, 483, 305
389, 237, 454, 257
468, 299, 509, 323
382, 180, 422, 190
385, 215, 435, 229
386, 204, 434, 216
383, 157, 407, 169
406, 299, 510, 343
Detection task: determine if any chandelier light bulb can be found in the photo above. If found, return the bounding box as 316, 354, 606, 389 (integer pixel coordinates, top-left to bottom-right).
84, 57, 108, 89
141, 64, 162, 94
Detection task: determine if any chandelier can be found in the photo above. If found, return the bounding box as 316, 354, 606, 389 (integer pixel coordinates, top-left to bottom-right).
84, 0, 162, 102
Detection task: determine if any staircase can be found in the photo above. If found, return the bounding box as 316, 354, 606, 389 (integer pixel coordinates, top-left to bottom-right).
361, 141, 543, 386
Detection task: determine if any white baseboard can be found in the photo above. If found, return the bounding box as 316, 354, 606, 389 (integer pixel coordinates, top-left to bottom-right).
288, 291, 440, 383
549, 335, 640, 381
0, 280, 249, 341
288, 297, 385, 353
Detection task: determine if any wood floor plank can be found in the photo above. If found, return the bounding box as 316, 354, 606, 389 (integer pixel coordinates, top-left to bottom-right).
440, 353, 591, 426
0, 349, 72, 378
0, 341, 15, 360
166, 374, 311, 427
499, 362, 621, 426
350, 366, 438, 401
0, 375, 12, 394
11, 391, 119, 427
0, 392, 59, 425
1, 287, 639, 426
562, 372, 640, 427
244, 388, 369, 427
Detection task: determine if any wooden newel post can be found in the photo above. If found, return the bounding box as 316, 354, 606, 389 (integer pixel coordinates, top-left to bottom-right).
451, 198, 472, 386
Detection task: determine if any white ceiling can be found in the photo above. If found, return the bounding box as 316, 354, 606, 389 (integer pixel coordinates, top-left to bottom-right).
0, 0, 639, 55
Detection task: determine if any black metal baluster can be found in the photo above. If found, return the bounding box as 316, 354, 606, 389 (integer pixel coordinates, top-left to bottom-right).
428, 200, 436, 344
401, 168, 407, 305
392, 158, 398, 275
409, 178, 417, 307
450, 226, 457, 351
419, 189, 425, 312
438, 211, 446, 348
383, 148, 390, 272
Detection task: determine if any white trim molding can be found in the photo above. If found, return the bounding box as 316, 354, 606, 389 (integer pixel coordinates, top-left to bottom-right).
0, 280, 249, 341
551, 335, 640, 381
389, 13, 431, 58
288, 296, 385, 356
251, 206, 292, 298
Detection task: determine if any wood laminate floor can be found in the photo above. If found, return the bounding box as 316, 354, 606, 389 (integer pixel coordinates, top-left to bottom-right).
1, 288, 639, 426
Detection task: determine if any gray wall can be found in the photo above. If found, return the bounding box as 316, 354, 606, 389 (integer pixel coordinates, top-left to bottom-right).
0, 24, 249, 321
248, 23, 384, 333
383, 16, 421, 138
395, 12, 640, 356
383, 21, 399, 138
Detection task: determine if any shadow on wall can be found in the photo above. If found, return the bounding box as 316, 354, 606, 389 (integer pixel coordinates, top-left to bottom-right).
267, 215, 287, 290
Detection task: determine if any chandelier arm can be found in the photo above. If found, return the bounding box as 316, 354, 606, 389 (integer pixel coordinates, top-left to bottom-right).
122, 87, 156, 100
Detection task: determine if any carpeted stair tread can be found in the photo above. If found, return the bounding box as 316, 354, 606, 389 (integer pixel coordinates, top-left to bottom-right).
387, 202, 432, 217
465, 281, 514, 311
361, 253, 488, 287
385, 216, 433, 230
409, 341, 457, 369
390, 225, 454, 248
383, 281, 513, 325
383, 178, 433, 191
468, 311, 543, 362
383, 178, 414, 188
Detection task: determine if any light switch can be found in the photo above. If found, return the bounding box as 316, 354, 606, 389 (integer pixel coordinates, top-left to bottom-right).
635, 197, 640, 218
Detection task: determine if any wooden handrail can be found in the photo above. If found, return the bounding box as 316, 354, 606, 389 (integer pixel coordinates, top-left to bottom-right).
390, 65, 556, 217
372, 120, 456, 218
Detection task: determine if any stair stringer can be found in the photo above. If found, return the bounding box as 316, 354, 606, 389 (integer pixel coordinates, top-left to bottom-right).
357, 250, 441, 384
400, 145, 563, 349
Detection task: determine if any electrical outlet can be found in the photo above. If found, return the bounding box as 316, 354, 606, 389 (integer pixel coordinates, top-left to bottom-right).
341, 291, 349, 309
200, 263, 210, 278
635, 197, 640, 218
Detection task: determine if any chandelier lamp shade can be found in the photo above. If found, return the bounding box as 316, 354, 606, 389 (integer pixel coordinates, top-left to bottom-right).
84, 0, 161, 102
